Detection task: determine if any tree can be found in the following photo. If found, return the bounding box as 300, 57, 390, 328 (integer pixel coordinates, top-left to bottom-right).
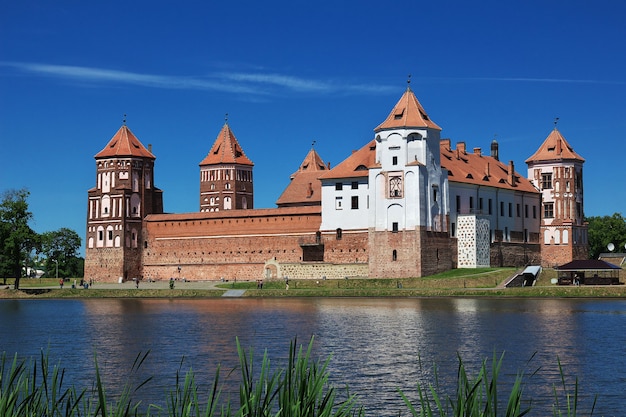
40, 228, 83, 278
0, 189, 40, 289
586, 213, 626, 259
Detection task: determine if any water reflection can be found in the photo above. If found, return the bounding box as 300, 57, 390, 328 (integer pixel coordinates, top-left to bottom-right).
1, 298, 624, 416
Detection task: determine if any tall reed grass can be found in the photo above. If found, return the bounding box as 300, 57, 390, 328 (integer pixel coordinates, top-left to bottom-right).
0, 339, 595, 416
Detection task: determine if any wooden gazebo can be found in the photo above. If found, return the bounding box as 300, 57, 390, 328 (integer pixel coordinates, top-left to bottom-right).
556, 259, 622, 285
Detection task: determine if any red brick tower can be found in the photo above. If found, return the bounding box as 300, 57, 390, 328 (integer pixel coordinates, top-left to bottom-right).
85, 123, 163, 282
199, 121, 254, 212
526, 126, 588, 266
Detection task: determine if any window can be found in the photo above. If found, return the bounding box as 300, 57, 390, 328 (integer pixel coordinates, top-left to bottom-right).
533, 205, 537, 219
433, 187, 438, 202
335, 182, 343, 191
516, 204, 520, 217
542, 173, 552, 190
351, 196, 359, 209
389, 176, 403, 198
508, 203, 512, 217
98, 230, 104, 241
469, 197, 474, 211
108, 230, 113, 240
525, 204, 529, 218
351, 181, 358, 189
392, 222, 399, 233
544, 202, 554, 218
488, 199, 493, 215
479, 198, 483, 212
336, 228, 342, 240
392, 250, 397, 261
456, 195, 461, 213
392, 156, 398, 165
335, 196, 343, 210
451, 222, 456, 237
500, 202, 504, 216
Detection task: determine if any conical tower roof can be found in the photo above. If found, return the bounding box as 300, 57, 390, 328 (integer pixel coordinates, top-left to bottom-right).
199, 123, 253, 166
276, 148, 328, 207
95, 125, 155, 159
375, 86, 441, 132
525, 128, 585, 163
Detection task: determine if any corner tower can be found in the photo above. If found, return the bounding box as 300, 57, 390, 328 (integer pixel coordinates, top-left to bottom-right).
526, 126, 587, 266
199, 121, 254, 211
85, 124, 163, 282
368, 84, 451, 278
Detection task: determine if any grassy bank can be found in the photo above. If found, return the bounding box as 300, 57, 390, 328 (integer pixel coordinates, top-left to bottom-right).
1, 267, 625, 299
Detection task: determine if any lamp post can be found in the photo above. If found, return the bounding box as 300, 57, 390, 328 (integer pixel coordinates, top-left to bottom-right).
53, 259, 58, 279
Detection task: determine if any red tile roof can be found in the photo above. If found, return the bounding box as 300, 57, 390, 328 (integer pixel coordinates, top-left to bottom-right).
319, 140, 377, 180
199, 123, 253, 166
95, 125, 155, 159
276, 148, 328, 207
525, 128, 585, 163
441, 140, 539, 193
375, 87, 441, 131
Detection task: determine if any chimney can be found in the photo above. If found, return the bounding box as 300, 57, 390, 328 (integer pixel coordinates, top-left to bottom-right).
491, 140, 499, 161
508, 160, 516, 186
441, 139, 451, 150
327, 162, 331, 169
485, 162, 490, 177
473, 147, 481, 156
556, 138, 562, 155
148, 144, 153, 153
456, 141, 466, 154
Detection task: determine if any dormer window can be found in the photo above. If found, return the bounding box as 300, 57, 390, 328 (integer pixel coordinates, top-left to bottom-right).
394, 108, 405, 119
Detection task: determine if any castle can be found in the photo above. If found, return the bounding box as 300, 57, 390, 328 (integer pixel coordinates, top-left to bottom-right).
84, 85, 588, 282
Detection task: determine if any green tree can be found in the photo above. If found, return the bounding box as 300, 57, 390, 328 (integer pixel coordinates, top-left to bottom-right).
586, 213, 626, 259
0, 189, 40, 289
41, 228, 83, 278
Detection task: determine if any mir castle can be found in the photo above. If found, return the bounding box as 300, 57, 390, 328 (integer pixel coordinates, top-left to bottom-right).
84, 85, 588, 282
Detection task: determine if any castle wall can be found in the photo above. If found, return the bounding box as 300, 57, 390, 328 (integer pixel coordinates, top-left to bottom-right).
490, 242, 541, 267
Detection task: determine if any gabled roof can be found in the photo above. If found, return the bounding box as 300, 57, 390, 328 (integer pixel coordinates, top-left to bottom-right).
319, 140, 377, 180
440, 140, 539, 193
525, 128, 585, 163
276, 148, 328, 207
95, 125, 155, 159
199, 123, 253, 166
375, 86, 441, 131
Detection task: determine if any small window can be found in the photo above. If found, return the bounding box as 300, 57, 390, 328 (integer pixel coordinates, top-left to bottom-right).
516, 204, 521, 217
336, 228, 342, 240
392, 250, 398, 261
351, 181, 358, 189
525, 204, 529, 218
392, 156, 398, 165
392, 222, 399, 233
98, 230, 104, 241
500, 202, 505, 216
533, 205, 537, 219
456, 195, 461, 213
544, 202, 554, 218
108, 230, 113, 240
508, 203, 512, 217
433, 188, 438, 202
144, 241, 148, 249
335, 182, 343, 191
351, 196, 359, 209
479, 198, 483, 212
488, 199, 493, 215
335, 197, 343, 210
469, 197, 474, 211
541, 173, 552, 190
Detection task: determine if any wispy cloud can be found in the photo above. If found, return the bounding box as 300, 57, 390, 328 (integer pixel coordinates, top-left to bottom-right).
435, 76, 625, 85
0, 61, 397, 96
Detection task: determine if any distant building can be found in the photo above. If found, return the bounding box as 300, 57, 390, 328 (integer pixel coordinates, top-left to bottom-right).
84, 86, 586, 282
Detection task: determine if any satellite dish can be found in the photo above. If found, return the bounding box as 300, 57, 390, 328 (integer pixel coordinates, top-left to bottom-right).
607, 243, 615, 252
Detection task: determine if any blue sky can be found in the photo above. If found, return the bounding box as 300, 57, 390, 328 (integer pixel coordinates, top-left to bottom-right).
1, 0, 625, 255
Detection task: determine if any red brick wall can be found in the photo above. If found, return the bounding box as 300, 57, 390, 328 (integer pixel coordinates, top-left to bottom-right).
490, 242, 541, 267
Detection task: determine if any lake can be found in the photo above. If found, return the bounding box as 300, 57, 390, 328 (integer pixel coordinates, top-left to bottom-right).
1, 297, 624, 416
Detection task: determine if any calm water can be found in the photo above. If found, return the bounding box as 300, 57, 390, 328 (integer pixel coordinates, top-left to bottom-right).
1, 297, 624, 416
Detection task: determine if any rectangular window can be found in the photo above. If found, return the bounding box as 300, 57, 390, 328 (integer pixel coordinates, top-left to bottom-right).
456, 195, 461, 213
98, 230, 103, 241
351, 196, 359, 209
488, 199, 493, 215
544, 202, 554, 218
525, 204, 529, 218
335, 182, 343, 191
108, 230, 113, 240
541, 173, 553, 190
516, 204, 521, 217
451, 222, 456, 237
351, 181, 358, 190
479, 198, 483, 212
392, 222, 399, 233
392, 156, 398, 165
533, 205, 537, 219
469, 197, 474, 211
508, 203, 512, 217
500, 202, 505, 216
335, 196, 343, 210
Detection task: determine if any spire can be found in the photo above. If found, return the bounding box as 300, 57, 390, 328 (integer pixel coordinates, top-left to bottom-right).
199, 122, 253, 166
95, 124, 155, 159
375, 86, 441, 131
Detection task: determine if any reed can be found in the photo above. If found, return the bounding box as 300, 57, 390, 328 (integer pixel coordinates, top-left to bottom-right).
0, 341, 595, 417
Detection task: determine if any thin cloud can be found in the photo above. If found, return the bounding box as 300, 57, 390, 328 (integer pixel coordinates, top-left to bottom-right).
436, 76, 625, 85
0, 61, 397, 96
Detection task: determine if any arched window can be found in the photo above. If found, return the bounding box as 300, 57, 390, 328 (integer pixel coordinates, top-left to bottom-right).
336, 228, 342, 240
392, 250, 398, 261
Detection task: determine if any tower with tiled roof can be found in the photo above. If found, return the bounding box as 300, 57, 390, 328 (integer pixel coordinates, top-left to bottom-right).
526, 125, 588, 266
85, 123, 163, 282
276, 147, 328, 208
199, 121, 254, 212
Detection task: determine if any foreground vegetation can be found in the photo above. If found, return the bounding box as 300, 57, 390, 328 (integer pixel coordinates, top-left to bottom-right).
0, 338, 595, 417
